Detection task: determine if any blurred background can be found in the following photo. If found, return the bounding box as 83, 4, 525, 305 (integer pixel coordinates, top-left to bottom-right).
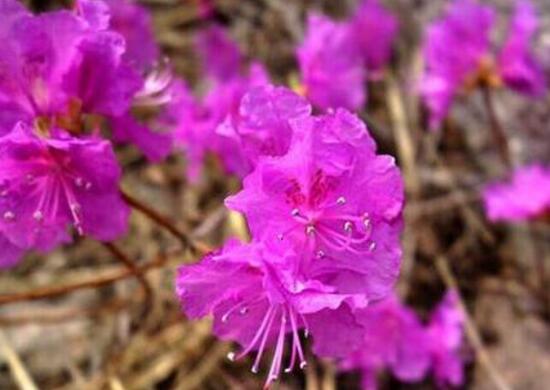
1, 0, 549, 389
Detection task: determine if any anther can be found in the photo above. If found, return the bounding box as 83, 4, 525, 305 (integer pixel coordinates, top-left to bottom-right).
33, 210, 43, 222
344, 221, 353, 232
227, 352, 236, 361
336, 196, 346, 205
291, 208, 300, 217
3, 211, 15, 221
306, 225, 315, 235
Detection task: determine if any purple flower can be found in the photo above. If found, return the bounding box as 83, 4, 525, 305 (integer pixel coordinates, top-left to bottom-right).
497, 0, 546, 97
340, 295, 431, 389
176, 239, 366, 387
297, 13, 366, 111
420, 0, 494, 130
172, 65, 270, 180
0, 124, 129, 257
420, 0, 546, 130
217, 84, 312, 168
426, 290, 466, 388
196, 25, 243, 82
483, 164, 550, 222
350, 0, 398, 77
101, 0, 160, 72
226, 109, 404, 300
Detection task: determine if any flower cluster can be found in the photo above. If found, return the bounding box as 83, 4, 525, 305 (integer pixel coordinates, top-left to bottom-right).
297, 0, 398, 111
340, 291, 466, 389
176, 85, 405, 386
0, 0, 174, 267
169, 26, 271, 180
483, 164, 550, 222
420, 0, 546, 129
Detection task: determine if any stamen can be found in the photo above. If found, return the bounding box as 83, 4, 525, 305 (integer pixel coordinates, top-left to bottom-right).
3, 211, 15, 221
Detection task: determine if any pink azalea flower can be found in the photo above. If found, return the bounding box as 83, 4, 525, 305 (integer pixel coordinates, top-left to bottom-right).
340, 295, 431, 389
426, 290, 466, 388
0, 124, 129, 262
176, 239, 367, 387
497, 0, 546, 97
350, 0, 398, 77
297, 13, 366, 111
217, 84, 312, 167
171, 62, 270, 180
195, 25, 243, 82
420, 0, 546, 130
226, 109, 404, 300
483, 164, 550, 222
101, 0, 160, 72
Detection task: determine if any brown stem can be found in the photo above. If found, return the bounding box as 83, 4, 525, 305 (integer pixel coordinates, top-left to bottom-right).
102, 242, 153, 322
120, 189, 190, 244
481, 87, 512, 168
0, 253, 168, 306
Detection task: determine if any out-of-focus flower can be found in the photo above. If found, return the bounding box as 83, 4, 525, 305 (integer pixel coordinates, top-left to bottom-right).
101, 0, 160, 72
297, 13, 366, 111
171, 25, 271, 180
349, 0, 398, 77
483, 164, 550, 222
217, 85, 312, 168
0, 0, 174, 162
0, 124, 129, 263
497, 0, 546, 97
426, 290, 466, 388
226, 108, 404, 300
420, 0, 546, 130
340, 295, 431, 389
196, 25, 243, 83
176, 239, 367, 387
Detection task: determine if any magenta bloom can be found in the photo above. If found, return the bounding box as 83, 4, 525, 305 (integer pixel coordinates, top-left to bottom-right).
176, 239, 366, 387
172, 65, 270, 180
0, 124, 129, 260
420, 0, 546, 130
226, 109, 404, 300
483, 164, 550, 222
297, 13, 366, 111
350, 0, 398, 77
420, 0, 494, 130
426, 290, 466, 388
217, 85, 312, 167
340, 295, 431, 389
102, 0, 159, 72
196, 25, 243, 82
497, 1, 546, 97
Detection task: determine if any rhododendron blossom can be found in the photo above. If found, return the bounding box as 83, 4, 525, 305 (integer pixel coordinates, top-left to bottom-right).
297, 13, 366, 111
176, 239, 366, 387
420, 0, 546, 130
483, 164, 550, 222
340, 295, 431, 389
171, 27, 271, 180
426, 290, 466, 388
350, 0, 398, 77
0, 124, 129, 258
226, 108, 404, 299
340, 291, 466, 389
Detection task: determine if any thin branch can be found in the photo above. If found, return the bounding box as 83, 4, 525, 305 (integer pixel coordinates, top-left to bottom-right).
102, 242, 154, 322
481, 87, 512, 168
0, 253, 168, 306
120, 189, 211, 254
435, 256, 512, 390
